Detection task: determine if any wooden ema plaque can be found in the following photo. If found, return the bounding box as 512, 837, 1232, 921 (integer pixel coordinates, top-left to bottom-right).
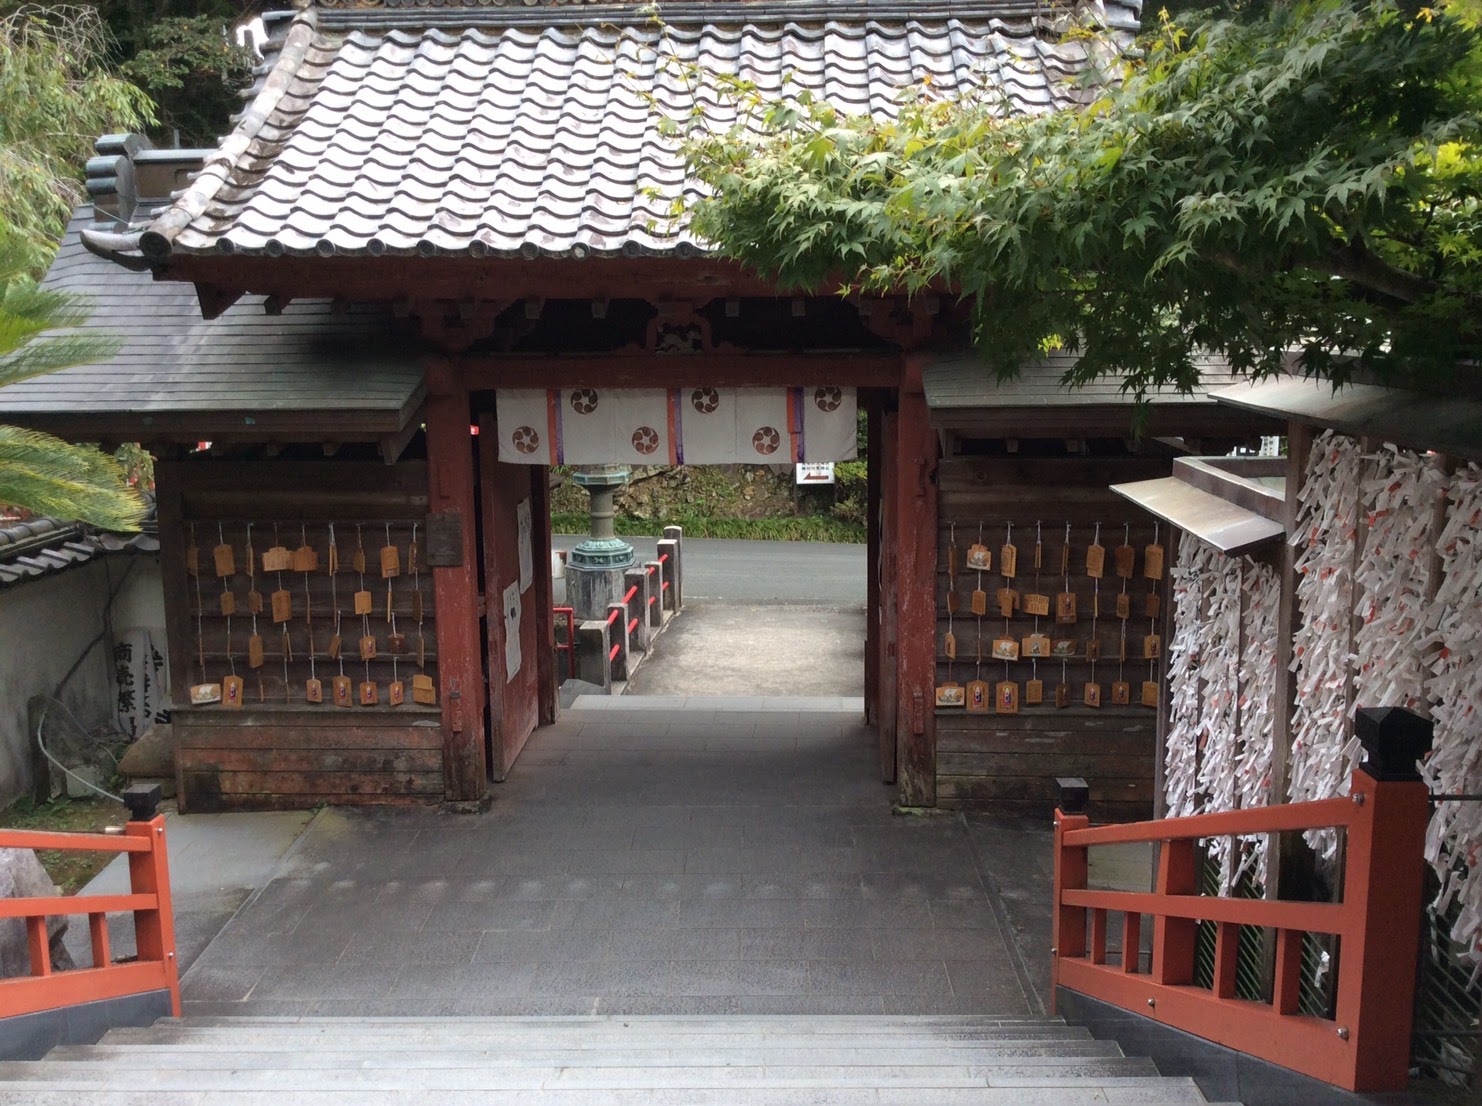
1022, 633, 1050, 658
970, 582, 988, 616
1024, 593, 1050, 617
1085, 638, 1101, 661
965, 543, 991, 571
359, 681, 379, 706
1115, 592, 1130, 620
353, 590, 373, 616
219, 591, 236, 616
185, 543, 200, 576
221, 674, 244, 710
359, 634, 377, 661
1141, 680, 1161, 708
380, 544, 401, 578
246, 588, 263, 614
1055, 593, 1077, 623
1054, 683, 1070, 709
943, 626, 957, 659
1114, 544, 1135, 578
332, 675, 353, 708
1111, 680, 1131, 705
935, 682, 965, 708
1025, 678, 1044, 705
1145, 593, 1161, 620
1144, 634, 1162, 659
261, 544, 292, 573
412, 674, 437, 705
271, 589, 293, 623
996, 681, 1018, 714
292, 544, 319, 573
247, 633, 265, 669
999, 543, 1017, 578
966, 679, 989, 713
1084, 682, 1102, 708
327, 633, 342, 661
388, 680, 405, 707
1144, 543, 1165, 579
212, 543, 235, 577
997, 588, 1019, 618
991, 637, 1019, 662
1085, 543, 1106, 579
305, 677, 323, 704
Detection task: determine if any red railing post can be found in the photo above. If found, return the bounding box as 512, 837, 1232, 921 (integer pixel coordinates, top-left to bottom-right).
1334, 708, 1433, 1092
1052, 777, 1090, 1011
126, 813, 180, 1017
1152, 839, 1197, 985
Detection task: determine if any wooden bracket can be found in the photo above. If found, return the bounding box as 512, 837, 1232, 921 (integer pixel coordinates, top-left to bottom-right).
194, 283, 243, 321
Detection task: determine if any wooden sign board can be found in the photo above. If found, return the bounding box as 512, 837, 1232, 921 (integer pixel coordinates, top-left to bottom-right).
1024, 593, 1050, 617
425, 512, 464, 567
995, 681, 1019, 714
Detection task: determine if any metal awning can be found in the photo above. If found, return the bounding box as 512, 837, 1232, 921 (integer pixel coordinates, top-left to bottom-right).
1211, 375, 1482, 461
1110, 476, 1285, 556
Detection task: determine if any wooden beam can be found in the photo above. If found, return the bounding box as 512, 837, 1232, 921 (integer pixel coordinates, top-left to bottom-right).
894, 384, 938, 806
460, 353, 902, 391
424, 361, 488, 807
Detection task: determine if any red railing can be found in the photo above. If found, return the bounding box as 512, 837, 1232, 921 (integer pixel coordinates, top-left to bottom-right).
0, 815, 180, 1021
553, 606, 576, 680
1052, 740, 1429, 1093
560, 527, 682, 690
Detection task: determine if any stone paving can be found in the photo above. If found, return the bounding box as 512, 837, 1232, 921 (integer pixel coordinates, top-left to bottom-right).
179, 702, 1038, 1018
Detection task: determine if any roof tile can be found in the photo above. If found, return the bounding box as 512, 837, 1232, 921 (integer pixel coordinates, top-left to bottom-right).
144, 0, 1136, 260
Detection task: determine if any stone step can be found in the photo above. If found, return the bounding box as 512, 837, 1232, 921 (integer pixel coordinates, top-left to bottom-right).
170, 1013, 1058, 1028
0, 1081, 1215, 1106
0, 1056, 1164, 1090
52, 1040, 1128, 1066
100, 1026, 1097, 1048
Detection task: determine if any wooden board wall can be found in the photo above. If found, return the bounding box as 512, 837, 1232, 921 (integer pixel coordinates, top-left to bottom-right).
935, 454, 1171, 820
157, 459, 444, 812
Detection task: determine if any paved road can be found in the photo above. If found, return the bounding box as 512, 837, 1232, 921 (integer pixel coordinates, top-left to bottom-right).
554, 536, 866, 607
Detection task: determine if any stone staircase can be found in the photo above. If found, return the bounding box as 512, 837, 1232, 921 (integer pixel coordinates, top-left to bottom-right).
0, 1014, 1239, 1103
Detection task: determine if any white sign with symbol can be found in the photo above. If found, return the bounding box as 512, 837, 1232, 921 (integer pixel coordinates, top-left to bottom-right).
795, 462, 836, 485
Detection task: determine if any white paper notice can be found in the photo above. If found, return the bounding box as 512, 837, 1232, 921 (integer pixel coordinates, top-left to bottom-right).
503, 581, 522, 681
517, 497, 533, 592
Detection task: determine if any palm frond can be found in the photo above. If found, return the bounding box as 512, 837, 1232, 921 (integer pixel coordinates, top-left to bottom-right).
0, 426, 144, 531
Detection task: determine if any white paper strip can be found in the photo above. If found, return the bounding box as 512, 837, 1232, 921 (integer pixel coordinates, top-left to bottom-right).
1288, 431, 1363, 860
1421, 462, 1482, 969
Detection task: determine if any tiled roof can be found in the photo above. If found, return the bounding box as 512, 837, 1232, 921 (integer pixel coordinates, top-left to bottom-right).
137, 0, 1140, 261
0, 500, 159, 590
0, 213, 426, 434
923, 350, 1246, 409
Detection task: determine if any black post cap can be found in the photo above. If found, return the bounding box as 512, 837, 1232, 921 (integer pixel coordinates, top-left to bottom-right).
1355, 707, 1433, 782
1057, 777, 1090, 815
122, 783, 162, 822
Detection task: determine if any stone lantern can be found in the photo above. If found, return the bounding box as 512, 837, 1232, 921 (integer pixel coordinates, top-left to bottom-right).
565, 464, 636, 620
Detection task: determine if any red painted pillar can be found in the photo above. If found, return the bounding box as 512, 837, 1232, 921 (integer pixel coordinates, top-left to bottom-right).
531, 466, 558, 726
878, 410, 899, 785
425, 360, 488, 805
864, 397, 881, 731
893, 377, 938, 806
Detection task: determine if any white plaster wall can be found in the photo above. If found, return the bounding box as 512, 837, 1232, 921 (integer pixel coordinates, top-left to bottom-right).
0, 555, 165, 806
